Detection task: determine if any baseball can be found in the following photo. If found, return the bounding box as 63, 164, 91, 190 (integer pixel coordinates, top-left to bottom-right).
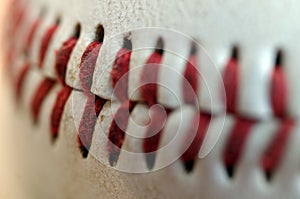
0, 0, 299, 198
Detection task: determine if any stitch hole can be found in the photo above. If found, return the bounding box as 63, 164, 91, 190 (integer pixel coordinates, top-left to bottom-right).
55, 17, 61, 25
265, 171, 273, 182
232, 46, 239, 60
190, 42, 198, 56
275, 50, 283, 67
95, 24, 104, 43
73, 23, 81, 39
226, 166, 235, 178
123, 37, 132, 50
184, 160, 195, 173
155, 37, 164, 55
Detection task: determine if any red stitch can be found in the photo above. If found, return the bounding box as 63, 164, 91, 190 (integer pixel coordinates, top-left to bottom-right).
140, 52, 163, 106
31, 78, 56, 123
107, 100, 135, 166
15, 63, 30, 100
78, 95, 106, 157
39, 24, 58, 68
79, 41, 101, 94
5, 5, 27, 70
183, 55, 199, 105
50, 86, 72, 141
139, 52, 165, 169
271, 66, 288, 118
55, 37, 78, 85
25, 18, 41, 54
261, 119, 294, 180
143, 106, 169, 169
5, 49, 14, 71
10, 4, 26, 39
111, 48, 131, 101
223, 58, 239, 114
8, 0, 19, 15
223, 118, 256, 177
181, 113, 211, 172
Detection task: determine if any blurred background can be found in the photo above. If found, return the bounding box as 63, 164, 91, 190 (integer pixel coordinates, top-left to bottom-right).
0, 0, 24, 198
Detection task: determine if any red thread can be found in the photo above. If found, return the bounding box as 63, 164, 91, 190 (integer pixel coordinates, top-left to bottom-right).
50, 86, 72, 140
139, 52, 165, 168
261, 119, 294, 179
25, 19, 41, 54
39, 24, 58, 68
143, 105, 169, 169
55, 37, 78, 85
78, 95, 106, 157
10, 5, 26, 39
79, 41, 101, 94
140, 52, 163, 106
107, 101, 135, 166
5, 49, 14, 67
111, 48, 131, 101
8, 11, 294, 176
271, 66, 288, 118
223, 118, 256, 176
15, 63, 30, 100
181, 113, 211, 171
183, 55, 199, 105
31, 78, 56, 123
223, 58, 239, 114
8, 0, 19, 17
5, 6, 27, 70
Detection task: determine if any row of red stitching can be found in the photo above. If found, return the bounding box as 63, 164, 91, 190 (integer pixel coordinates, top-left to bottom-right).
7, 1, 296, 178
